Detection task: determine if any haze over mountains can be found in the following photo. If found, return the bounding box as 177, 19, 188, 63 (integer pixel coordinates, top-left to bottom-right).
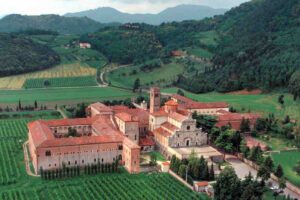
65, 5, 227, 25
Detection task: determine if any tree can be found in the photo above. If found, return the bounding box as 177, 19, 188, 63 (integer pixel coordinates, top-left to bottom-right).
275, 165, 284, 178
263, 156, 274, 172
44, 80, 50, 87
18, 99, 22, 110
150, 154, 157, 166
283, 115, 290, 124
133, 78, 140, 92
34, 100, 38, 109
278, 177, 286, 190
209, 163, 215, 181
278, 95, 285, 107
248, 146, 263, 164
214, 167, 241, 200
257, 166, 270, 181
240, 118, 250, 133
170, 155, 176, 170
177, 89, 185, 96
178, 164, 187, 179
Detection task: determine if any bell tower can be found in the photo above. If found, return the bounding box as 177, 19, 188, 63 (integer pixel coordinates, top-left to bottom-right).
150, 87, 161, 113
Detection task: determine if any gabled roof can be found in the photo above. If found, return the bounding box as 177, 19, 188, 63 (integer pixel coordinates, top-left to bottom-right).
90, 102, 113, 113
165, 100, 178, 106
168, 112, 188, 122
161, 121, 179, 132
28, 120, 55, 148
115, 112, 138, 122
139, 137, 155, 147
154, 127, 172, 138
123, 137, 140, 149
45, 118, 95, 127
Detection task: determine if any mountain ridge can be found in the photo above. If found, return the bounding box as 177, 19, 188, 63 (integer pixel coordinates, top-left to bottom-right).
65, 5, 227, 25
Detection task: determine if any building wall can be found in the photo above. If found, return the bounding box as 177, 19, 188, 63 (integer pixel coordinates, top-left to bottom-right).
150, 88, 160, 113
123, 141, 140, 174
50, 125, 91, 138
35, 142, 122, 173
189, 108, 229, 116
28, 131, 38, 174
169, 130, 207, 148
149, 115, 167, 131
115, 118, 139, 144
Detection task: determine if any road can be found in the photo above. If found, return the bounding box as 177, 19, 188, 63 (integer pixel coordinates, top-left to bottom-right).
23, 141, 40, 177
227, 157, 300, 199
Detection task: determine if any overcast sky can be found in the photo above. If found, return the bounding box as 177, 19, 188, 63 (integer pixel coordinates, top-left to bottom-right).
0, 0, 250, 16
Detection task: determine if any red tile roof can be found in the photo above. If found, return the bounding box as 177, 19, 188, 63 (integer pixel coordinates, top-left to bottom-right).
45, 118, 95, 127
115, 112, 138, 122
196, 182, 209, 187
90, 102, 113, 113
168, 112, 188, 122
161, 121, 179, 132
28, 120, 54, 148
39, 134, 124, 148
151, 110, 168, 117
139, 137, 155, 146
165, 100, 178, 106
154, 127, 172, 137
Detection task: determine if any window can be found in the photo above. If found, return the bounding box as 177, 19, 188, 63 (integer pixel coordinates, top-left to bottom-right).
134, 135, 137, 140
102, 158, 104, 162
187, 126, 190, 130
82, 160, 84, 164
118, 145, 123, 150
75, 161, 77, 165
68, 161, 70, 165
45, 150, 51, 156
94, 159, 96, 162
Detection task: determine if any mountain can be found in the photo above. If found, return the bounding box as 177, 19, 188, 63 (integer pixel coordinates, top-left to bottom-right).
0, 33, 60, 77
0, 14, 107, 34
65, 5, 227, 25
177, 0, 300, 94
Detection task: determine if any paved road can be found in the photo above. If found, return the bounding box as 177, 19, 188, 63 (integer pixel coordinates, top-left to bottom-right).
23, 141, 39, 177
227, 157, 300, 199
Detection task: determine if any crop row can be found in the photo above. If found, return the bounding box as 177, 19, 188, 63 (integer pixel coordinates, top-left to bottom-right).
0, 119, 29, 138
0, 173, 206, 200
23, 76, 98, 89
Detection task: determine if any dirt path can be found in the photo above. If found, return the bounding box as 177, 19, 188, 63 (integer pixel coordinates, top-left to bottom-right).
57, 107, 68, 119
99, 64, 131, 86
23, 140, 40, 177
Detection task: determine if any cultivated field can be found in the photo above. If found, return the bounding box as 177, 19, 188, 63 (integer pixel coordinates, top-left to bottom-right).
271, 151, 300, 187
107, 62, 185, 89
0, 87, 136, 104
0, 111, 208, 200
23, 76, 97, 89
0, 63, 97, 89
163, 88, 300, 121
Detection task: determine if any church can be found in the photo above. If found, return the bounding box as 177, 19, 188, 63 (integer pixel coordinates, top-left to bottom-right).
28, 87, 260, 174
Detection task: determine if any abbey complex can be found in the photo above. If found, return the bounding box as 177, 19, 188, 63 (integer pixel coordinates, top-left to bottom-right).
28, 88, 260, 174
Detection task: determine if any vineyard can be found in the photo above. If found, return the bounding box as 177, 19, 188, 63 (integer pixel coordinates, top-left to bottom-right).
0, 173, 209, 200
23, 76, 98, 89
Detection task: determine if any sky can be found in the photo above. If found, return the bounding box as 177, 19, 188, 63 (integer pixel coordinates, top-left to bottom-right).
0, 0, 250, 16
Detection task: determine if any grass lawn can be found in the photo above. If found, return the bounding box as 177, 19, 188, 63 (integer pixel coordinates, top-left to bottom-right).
144, 151, 167, 162
187, 47, 213, 59
263, 190, 286, 200
256, 135, 296, 151
0, 87, 136, 104
271, 151, 300, 187
162, 88, 300, 121
193, 31, 219, 47
107, 62, 185, 89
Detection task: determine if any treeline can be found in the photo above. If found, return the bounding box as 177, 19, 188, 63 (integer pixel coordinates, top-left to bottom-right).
40, 159, 120, 180
0, 33, 60, 77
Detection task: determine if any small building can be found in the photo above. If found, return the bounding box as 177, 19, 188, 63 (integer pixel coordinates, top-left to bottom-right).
194, 181, 209, 192
160, 161, 170, 173
79, 43, 91, 49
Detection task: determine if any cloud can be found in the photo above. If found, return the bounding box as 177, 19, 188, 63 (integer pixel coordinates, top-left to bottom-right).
0, 0, 249, 16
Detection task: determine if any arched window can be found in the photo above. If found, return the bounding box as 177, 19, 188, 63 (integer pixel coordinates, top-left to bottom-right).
187, 126, 190, 130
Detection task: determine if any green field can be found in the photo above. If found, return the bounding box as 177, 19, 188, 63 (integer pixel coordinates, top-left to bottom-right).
193, 31, 219, 47
187, 47, 213, 59
162, 88, 300, 121
256, 135, 296, 151
0, 87, 136, 104
0, 111, 208, 200
271, 151, 300, 187
107, 62, 185, 89
0, 110, 61, 120
23, 76, 98, 89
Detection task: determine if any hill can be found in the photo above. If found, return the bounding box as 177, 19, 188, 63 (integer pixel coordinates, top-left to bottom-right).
176, 0, 300, 96
65, 5, 227, 25
0, 33, 60, 77
0, 14, 107, 34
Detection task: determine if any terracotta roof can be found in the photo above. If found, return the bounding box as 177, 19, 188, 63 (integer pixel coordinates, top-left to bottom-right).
112, 106, 150, 126
92, 116, 121, 136
161, 121, 179, 132
28, 120, 54, 148
45, 118, 95, 127
196, 182, 209, 187
168, 112, 188, 122
123, 137, 140, 149
172, 94, 229, 109
165, 100, 178, 106
217, 112, 261, 121
139, 137, 155, 146
39, 134, 124, 148
151, 110, 168, 117
162, 162, 170, 166
90, 102, 113, 113
154, 127, 172, 137
115, 112, 138, 122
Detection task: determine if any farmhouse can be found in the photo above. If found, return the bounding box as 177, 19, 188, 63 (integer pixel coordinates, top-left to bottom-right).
28, 87, 261, 175
79, 42, 91, 49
